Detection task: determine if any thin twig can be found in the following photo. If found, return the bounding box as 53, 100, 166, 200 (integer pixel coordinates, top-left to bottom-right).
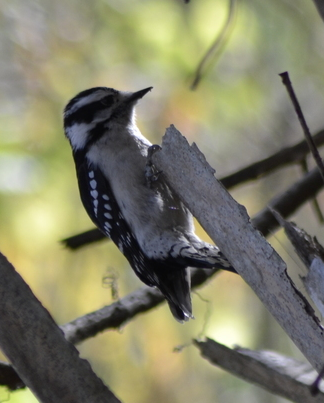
279, 71, 324, 183
300, 159, 324, 222
191, 0, 237, 90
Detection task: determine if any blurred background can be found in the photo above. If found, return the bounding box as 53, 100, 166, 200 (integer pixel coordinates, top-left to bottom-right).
0, 0, 324, 402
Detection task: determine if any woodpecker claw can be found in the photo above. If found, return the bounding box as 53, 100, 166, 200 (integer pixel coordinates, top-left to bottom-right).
146, 144, 162, 186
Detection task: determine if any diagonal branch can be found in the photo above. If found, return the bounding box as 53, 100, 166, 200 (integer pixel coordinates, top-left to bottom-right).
0, 267, 224, 390
0, 252, 122, 403
221, 129, 324, 188
280, 72, 324, 183
61, 267, 222, 344
195, 338, 324, 402
252, 166, 323, 238
152, 125, 324, 372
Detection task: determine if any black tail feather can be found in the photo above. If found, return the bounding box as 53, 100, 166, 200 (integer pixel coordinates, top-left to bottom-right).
156, 268, 193, 322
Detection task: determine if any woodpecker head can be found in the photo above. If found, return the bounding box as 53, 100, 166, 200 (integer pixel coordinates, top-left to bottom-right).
64, 86, 152, 151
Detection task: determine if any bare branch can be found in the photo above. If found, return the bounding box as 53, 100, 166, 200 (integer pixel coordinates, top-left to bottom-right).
299, 158, 324, 223
221, 129, 324, 189
62, 286, 164, 344
191, 0, 237, 89
0, 252, 122, 403
61, 267, 222, 344
152, 125, 324, 372
280, 71, 324, 183
271, 212, 324, 268
195, 338, 324, 403
0, 268, 224, 389
252, 166, 323, 237
270, 213, 324, 318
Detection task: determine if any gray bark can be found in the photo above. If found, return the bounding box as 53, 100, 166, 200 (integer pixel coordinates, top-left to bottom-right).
152, 125, 324, 372
0, 252, 121, 403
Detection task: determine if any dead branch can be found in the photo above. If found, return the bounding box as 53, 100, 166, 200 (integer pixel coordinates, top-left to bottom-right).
221, 129, 324, 188
195, 338, 324, 403
0, 252, 121, 403
152, 125, 324, 372
280, 71, 324, 183
62, 267, 223, 344
252, 166, 323, 237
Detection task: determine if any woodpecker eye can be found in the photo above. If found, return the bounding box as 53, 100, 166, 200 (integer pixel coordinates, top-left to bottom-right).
100, 95, 114, 107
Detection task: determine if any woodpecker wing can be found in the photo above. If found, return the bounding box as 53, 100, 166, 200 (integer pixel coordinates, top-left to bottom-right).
75, 155, 144, 259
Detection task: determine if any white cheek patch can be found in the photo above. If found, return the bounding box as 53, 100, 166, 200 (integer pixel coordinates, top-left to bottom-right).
65, 122, 95, 150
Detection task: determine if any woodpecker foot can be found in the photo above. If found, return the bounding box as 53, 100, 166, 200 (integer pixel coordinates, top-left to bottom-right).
146, 144, 162, 186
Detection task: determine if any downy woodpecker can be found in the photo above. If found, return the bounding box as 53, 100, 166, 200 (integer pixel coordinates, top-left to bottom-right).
64, 86, 235, 322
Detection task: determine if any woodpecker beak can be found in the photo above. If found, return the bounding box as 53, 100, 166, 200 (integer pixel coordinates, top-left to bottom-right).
129, 87, 153, 102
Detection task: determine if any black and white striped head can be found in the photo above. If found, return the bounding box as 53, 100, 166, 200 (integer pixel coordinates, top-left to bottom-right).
64, 86, 152, 151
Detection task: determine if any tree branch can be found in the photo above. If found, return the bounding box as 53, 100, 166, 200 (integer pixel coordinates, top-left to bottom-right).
61, 267, 223, 344
0, 252, 122, 403
195, 338, 324, 402
271, 213, 324, 319
152, 125, 324, 372
221, 129, 324, 188
280, 71, 324, 183
252, 166, 323, 237
0, 267, 225, 389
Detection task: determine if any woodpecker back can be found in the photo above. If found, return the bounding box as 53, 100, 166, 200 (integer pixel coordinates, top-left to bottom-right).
64, 86, 235, 322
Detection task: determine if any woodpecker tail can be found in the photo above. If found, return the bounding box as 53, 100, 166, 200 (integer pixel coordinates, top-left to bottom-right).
156, 268, 193, 322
